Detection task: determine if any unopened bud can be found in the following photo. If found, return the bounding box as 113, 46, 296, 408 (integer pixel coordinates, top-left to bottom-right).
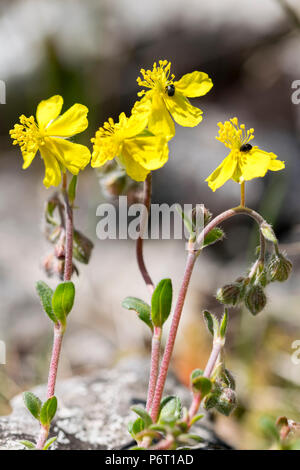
215, 388, 237, 416
268, 253, 292, 283
73, 230, 94, 264
256, 270, 268, 287
54, 241, 65, 259
245, 284, 267, 315
203, 390, 220, 411
42, 254, 78, 280
100, 171, 127, 198
216, 283, 242, 306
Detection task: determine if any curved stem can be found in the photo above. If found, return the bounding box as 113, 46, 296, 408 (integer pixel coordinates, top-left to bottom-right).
151, 205, 267, 423
136, 173, 154, 296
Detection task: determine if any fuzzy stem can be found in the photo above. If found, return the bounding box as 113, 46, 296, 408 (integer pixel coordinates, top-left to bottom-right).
150, 205, 267, 424
46, 324, 64, 398
150, 251, 196, 422
146, 327, 161, 411
136, 173, 154, 296
187, 341, 223, 423
36, 176, 74, 450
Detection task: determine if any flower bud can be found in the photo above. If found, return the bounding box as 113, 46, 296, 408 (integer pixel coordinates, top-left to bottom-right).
73, 230, 94, 265
245, 284, 267, 315
268, 254, 292, 283
216, 283, 242, 306
54, 240, 65, 259
99, 170, 127, 198
220, 368, 236, 390
203, 389, 220, 411
215, 388, 237, 416
256, 269, 268, 287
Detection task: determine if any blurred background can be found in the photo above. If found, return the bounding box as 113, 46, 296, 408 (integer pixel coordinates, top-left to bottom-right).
1, 0, 300, 450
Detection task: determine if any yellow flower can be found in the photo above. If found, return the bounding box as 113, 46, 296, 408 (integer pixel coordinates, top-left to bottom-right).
206, 118, 285, 192
10, 95, 91, 188
136, 60, 213, 138
91, 106, 169, 182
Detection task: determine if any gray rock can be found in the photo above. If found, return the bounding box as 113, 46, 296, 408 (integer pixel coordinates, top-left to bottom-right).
0, 358, 229, 450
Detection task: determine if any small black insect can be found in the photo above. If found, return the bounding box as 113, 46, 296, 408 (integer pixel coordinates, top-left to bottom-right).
240, 143, 252, 152
166, 84, 175, 96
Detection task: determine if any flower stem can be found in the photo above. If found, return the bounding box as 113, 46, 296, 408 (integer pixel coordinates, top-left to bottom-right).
136, 173, 154, 296
240, 181, 245, 207
150, 251, 196, 422
187, 341, 223, 424
150, 205, 267, 423
146, 327, 161, 411
36, 176, 74, 450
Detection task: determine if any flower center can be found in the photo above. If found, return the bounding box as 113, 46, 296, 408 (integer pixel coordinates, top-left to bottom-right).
216, 117, 254, 151
10, 115, 45, 153
137, 60, 175, 96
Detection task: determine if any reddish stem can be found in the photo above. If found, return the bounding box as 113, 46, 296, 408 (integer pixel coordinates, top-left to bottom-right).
47, 324, 64, 398
150, 252, 196, 422
188, 341, 223, 423
36, 178, 74, 450
146, 327, 161, 411
136, 173, 154, 296
150, 205, 266, 424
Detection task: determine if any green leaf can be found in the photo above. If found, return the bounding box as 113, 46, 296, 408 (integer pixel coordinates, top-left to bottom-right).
52, 281, 75, 325
128, 417, 145, 439
260, 416, 280, 442
191, 376, 212, 397
20, 440, 36, 449
203, 311, 218, 337
131, 406, 152, 428
219, 309, 228, 339
68, 175, 78, 204
73, 230, 94, 265
43, 436, 57, 450
40, 397, 57, 426
179, 434, 204, 444
189, 414, 204, 426
203, 227, 224, 248
122, 297, 152, 331
23, 392, 42, 420
36, 281, 57, 324
151, 279, 173, 328
129, 446, 146, 450
158, 396, 181, 425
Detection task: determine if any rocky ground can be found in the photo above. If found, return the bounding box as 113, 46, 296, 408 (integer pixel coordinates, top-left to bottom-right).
0, 359, 230, 450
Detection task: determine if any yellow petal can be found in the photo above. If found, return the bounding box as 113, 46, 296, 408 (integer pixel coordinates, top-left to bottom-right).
48, 138, 91, 175
125, 134, 169, 171
91, 137, 120, 168
36, 95, 63, 129
148, 92, 175, 139
118, 150, 149, 181
129, 98, 152, 136
206, 152, 237, 192
124, 112, 148, 139
174, 71, 213, 98
22, 145, 38, 169
39, 144, 62, 188
165, 93, 203, 127
46, 103, 89, 137
268, 158, 285, 171
240, 148, 274, 181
